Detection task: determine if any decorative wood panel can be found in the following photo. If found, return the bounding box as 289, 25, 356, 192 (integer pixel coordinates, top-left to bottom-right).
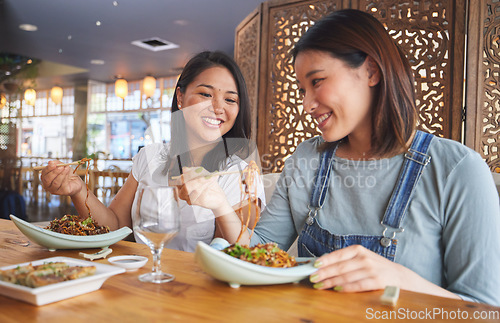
236, 0, 467, 173
466, 0, 500, 171
235, 5, 262, 142
357, 0, 465, 141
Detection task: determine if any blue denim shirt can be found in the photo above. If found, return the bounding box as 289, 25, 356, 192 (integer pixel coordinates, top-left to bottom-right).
251, 136, 500, 305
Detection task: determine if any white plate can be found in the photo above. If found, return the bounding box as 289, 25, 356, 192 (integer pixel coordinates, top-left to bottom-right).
194, 241, 317, 288
10, 214, 132, 251
0, 256, 125, 305
108, 255, 148, 271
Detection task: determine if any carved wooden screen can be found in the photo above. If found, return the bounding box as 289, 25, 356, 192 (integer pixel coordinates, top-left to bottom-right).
354, 0, 466, 141
236, 0, 466, 173
465, 0, 500, 171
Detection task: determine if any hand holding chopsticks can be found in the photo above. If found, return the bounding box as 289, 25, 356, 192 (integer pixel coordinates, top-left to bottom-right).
32, 159, 90, 171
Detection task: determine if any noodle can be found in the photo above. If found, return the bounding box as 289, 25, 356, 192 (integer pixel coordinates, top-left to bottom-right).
45, 214, 110, 236
223, 242, 297, 268
235, 161, 260, 243
73, 158, 92, 217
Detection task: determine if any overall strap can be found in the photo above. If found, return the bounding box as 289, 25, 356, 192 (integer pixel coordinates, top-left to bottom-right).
381, 131, 434, 230
309, 142, 340, 209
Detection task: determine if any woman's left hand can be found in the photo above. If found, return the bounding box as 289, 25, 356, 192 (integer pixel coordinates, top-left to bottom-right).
309, 245, 409, 292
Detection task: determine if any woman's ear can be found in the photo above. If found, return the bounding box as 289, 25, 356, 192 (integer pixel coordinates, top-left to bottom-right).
176, 87, 183, 109
365, 56, 381, 87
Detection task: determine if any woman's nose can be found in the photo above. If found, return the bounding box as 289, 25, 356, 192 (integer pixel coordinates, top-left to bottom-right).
302, 93, 318, 114
211, 98, 224, 114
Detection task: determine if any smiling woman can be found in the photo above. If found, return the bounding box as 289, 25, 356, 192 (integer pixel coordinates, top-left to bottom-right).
40, 51, 266, 253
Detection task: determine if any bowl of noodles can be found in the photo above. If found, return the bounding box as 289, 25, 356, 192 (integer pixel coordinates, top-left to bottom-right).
9, 215, 132, 251
194, 241, 317, 288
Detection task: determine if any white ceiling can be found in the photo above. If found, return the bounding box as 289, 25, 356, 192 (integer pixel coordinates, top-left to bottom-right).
0, 0, 263, 90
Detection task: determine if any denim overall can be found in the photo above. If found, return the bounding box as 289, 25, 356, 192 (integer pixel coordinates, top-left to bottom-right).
297, 131, 434, 261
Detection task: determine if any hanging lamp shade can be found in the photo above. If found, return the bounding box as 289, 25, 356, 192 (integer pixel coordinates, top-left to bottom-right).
115, 79, 128, 99
50, 86, 63, 105
142, 76, 156, 98
24, 88, 36, 106
0, 93, 6, 109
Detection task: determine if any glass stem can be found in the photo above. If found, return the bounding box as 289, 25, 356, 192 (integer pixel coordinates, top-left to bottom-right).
152, 247, 163, 274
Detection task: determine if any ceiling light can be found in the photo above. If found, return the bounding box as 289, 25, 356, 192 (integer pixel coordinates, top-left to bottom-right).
115, 79, 128, 99
91, 59, 105, 65
50, 86, 63, 105
131, 37, 179, 52
0, 94, 6, 109
19, 24, 38, 32
96, 21, 101, 26
142, 76, 156, 98
24, 89, 36, 106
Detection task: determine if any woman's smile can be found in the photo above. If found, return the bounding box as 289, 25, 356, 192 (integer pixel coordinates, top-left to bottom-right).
201, 116, 223, 128
315, 112, 332, 129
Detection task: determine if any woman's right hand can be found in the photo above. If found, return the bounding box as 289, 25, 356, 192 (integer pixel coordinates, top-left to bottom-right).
40, 161, 85, 197
173, 167, 230, 211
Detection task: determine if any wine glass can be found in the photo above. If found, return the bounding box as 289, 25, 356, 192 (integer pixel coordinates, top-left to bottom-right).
133, 185, 180, 283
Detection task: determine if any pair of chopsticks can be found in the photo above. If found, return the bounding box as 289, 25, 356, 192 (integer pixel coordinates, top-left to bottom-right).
170, 170, 243, 180
32, 161, 85, 171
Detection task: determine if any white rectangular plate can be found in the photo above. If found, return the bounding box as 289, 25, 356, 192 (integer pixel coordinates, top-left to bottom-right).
0, 256, 125, 305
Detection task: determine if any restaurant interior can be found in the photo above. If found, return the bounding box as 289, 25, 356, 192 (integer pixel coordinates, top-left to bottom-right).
1, 0, 500, 318
0, 0, 499, 223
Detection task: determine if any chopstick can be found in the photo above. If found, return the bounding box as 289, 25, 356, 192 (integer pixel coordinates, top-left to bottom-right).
32, 161, 85, 171
170, 170, 243, 180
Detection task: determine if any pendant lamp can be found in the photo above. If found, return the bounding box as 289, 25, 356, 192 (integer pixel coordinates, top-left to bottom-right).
142, 76, 156, 98
115, 79, 128, 99
50, 86, 63, 105
24, 88, 36, 106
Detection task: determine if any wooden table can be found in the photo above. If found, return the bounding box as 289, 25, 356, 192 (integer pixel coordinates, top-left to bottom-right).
1, 219, 499, 322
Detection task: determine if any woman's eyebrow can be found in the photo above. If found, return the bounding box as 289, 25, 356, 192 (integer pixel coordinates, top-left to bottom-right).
197, 84, 238, 95
305, 69, 323, 78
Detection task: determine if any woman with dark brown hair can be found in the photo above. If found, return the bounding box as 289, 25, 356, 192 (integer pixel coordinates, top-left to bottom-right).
41, 51, 266, 252
183, 9, 500, 305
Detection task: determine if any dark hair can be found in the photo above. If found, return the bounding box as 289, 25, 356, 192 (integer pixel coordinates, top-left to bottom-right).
166, 51, 252, 174
291, 9, 417, 156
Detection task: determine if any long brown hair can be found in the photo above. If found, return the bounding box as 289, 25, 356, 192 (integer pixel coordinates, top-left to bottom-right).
291, 9, 417, 156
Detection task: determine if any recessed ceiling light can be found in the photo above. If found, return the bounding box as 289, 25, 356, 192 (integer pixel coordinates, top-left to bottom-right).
91, 59, 105, 65
96, 21, 101, 26
113, 1, 118, 6
131, 37, 179, 52
173, 20, 189, 26
19, 24, 38, 32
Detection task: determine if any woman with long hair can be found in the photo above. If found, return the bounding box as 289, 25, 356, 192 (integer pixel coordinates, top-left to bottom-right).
41, 51, 265, 252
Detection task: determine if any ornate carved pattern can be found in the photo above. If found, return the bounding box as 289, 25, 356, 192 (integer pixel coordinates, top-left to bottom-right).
236, 16, 260, 140
481, 0, 500, 170
237, 0, 463, 173
365, 0, 450, 138
265, 1, 340, 172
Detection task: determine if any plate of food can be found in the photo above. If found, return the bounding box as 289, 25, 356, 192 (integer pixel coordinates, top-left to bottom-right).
9, 214, 132, 251
0, 256, 125, 305
194, 241, 316, 288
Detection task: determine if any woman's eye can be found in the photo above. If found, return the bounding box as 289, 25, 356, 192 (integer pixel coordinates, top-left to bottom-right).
225, 98, 238, 104
312, 78, 324, 86
199, 92, 212, 98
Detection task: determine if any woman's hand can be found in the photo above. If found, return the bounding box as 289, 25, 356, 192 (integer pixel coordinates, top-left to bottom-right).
309, 245, 409, 292
40, 160, 85, 197
174, 167, 230, 212
309, 245, 460, 299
